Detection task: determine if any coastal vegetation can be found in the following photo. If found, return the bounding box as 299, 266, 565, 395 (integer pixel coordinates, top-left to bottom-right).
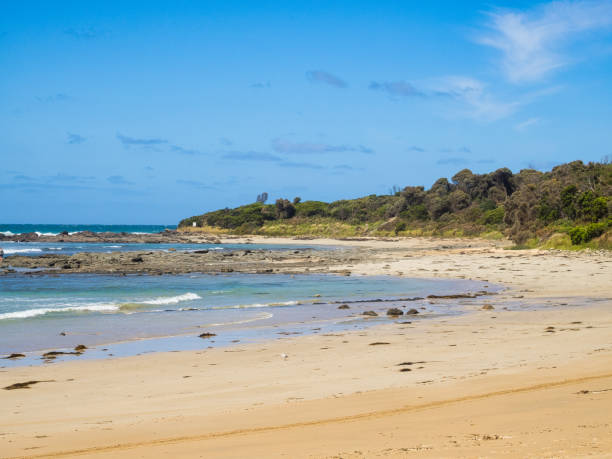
179, 160, 611, 249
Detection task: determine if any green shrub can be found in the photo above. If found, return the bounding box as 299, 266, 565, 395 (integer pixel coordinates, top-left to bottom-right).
482, 206, 505, 225
395, 221, 407, 234
295, 201, 329, 217
568, 226, 587, 244
568, 222, 606, 244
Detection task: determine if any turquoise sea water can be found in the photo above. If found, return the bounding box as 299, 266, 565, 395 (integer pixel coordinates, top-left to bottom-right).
0, 241, 332, 256
0, 272, 493, 363
0, 223, 176, 235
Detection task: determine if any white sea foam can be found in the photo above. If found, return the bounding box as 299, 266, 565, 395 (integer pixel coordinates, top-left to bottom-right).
205, 312, 274, 326
1, 231, 15, 236
35, 232, 59, 236
140, 292, 202, 305
0, 304, 119, 320
105, 245, 122, 248
210, 300, 298, 310
2, 248, 43, 254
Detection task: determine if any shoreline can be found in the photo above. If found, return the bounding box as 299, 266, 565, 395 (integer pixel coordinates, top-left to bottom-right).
1, 271, 497, 364
1, 236, 611, 457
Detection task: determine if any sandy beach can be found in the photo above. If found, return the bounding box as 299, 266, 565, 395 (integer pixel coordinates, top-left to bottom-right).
1, 236, 611, 458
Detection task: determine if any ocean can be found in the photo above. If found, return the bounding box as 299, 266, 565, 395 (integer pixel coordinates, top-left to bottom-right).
0, 223, 176, 236
0, 272, 492, 366
0, 223, 332, 256
0, 241, 333, 256
0, 223, 495, 367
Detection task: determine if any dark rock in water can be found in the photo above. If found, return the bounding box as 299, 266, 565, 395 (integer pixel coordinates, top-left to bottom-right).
60, 231, 69, 236
481, 304, 494, 310
131, 256, 144, 262
199, 332, 217, 338
41, 351, 81, 358
362, 310, 378, 316
4, 353, 25, 359
427, 293, 477, 299
386, 308, 403, 316
17, 232, 40, 242
406, 308, 419, 315
59, 332, 66, 336
338, 304, 350, 309
74, 344, 87, 351
194, 250, 209, 254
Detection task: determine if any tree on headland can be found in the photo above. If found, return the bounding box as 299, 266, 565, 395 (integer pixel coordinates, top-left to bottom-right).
275, 199, 296, 219
179, 160, 611, 247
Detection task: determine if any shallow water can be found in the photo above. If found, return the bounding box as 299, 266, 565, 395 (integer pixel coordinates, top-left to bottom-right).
0, 241, 333, 257
0, 273, 493, 363
0, 223, 176, 235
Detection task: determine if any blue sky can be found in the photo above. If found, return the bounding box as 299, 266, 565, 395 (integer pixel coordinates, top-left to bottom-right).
1, 0, 612, 224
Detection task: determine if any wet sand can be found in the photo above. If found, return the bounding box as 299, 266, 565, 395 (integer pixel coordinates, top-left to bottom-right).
1, 236, 611, 458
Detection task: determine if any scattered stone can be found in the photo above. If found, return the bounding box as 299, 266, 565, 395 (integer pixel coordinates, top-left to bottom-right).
59, 332, 67, 336
362, 310, 378, 317
427, 293, 476, 299
199, 332, 217, 338
131, 256, 144, 263
369, 342, 390, 346
386, 308, 404, 316
406, 308, 419, 315
74, 344, 87, 351
338, 304, 350, 309
482, 304, 494, 310
3, 353, 25, 359
4, 380, 53, 390
41, 351, 81, 358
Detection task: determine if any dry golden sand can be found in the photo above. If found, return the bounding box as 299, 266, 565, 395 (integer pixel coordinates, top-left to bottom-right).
1, 237, 611, 458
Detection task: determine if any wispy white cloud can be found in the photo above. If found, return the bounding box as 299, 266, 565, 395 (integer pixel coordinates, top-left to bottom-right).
428, 76, 521, 121
514, 117, 542, 131
477, 0, 612, 83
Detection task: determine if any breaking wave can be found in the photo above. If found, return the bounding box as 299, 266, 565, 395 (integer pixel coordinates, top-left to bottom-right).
2, 248, 43, 254
0, 304, 119, 320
